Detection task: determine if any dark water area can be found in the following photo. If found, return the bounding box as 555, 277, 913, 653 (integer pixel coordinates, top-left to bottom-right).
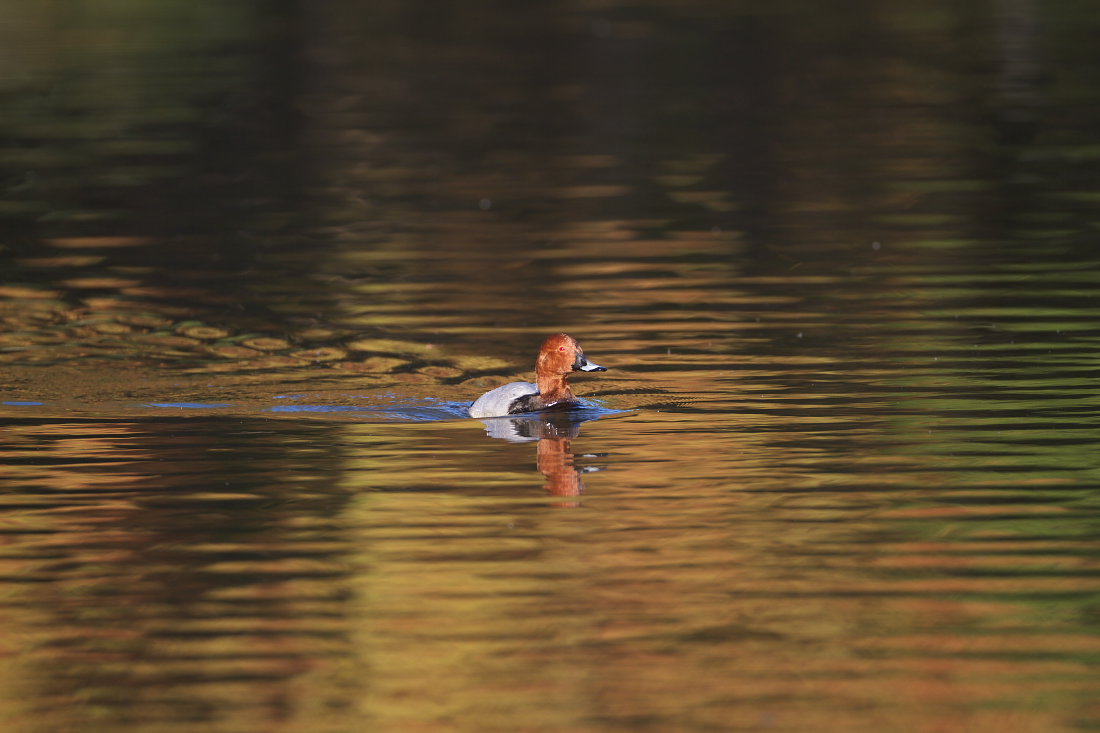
2, 1, 1100, 731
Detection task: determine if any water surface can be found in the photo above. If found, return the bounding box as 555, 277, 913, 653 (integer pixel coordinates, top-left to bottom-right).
1, 1, 1099, 731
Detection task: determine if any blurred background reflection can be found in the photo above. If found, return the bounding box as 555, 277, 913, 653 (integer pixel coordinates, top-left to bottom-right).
1, 1, 1098, 731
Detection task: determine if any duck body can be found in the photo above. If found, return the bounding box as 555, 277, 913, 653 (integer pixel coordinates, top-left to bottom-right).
468, 333, 607, 418
468, 381, 540, 418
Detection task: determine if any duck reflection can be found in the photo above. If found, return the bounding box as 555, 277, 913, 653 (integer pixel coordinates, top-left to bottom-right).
478, 409, 604, 499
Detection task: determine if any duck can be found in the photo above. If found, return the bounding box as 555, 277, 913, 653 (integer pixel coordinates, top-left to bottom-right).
468, 333, 608, 418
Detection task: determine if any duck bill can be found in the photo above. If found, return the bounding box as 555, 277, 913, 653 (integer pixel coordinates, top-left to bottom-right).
577, 360, 607, 372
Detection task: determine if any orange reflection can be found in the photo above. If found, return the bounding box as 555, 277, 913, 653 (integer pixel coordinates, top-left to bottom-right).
476, 411, 603, 502
536, 435, 583, 499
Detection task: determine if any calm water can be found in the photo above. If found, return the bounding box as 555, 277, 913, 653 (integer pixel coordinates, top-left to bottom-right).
2, 1, 1099, 731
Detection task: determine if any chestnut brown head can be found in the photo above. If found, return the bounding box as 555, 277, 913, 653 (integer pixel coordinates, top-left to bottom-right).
536, 333, 606, 377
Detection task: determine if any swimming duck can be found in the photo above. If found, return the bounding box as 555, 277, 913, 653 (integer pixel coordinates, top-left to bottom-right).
468, 333, 607, 418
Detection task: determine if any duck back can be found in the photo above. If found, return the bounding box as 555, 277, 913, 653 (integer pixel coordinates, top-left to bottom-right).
468, 381, 538, 418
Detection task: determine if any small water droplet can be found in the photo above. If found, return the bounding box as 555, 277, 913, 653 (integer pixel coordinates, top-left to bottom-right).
478, 198, 492, 210
871, 241, 881, 251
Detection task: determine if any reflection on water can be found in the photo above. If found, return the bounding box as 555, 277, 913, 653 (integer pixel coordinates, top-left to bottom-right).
479, 408, 615, 499
2, 0, 1100, 731
2, 406, 1096, 732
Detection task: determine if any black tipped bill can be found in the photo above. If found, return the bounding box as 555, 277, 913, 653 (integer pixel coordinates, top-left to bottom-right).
575, 353, 607, 372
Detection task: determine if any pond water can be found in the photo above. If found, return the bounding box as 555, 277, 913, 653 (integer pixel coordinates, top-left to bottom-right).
2, 1, 1099, 731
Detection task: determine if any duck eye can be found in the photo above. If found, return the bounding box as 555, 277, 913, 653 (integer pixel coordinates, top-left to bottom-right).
559, 346, 566, 351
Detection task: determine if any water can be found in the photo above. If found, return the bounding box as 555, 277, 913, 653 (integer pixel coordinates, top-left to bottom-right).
2, 1, 1099, 731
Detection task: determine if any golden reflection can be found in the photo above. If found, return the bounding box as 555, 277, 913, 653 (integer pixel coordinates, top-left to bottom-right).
0, 417, 359, 733
44, 237, 152, 249
0, 0, 1097, 728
